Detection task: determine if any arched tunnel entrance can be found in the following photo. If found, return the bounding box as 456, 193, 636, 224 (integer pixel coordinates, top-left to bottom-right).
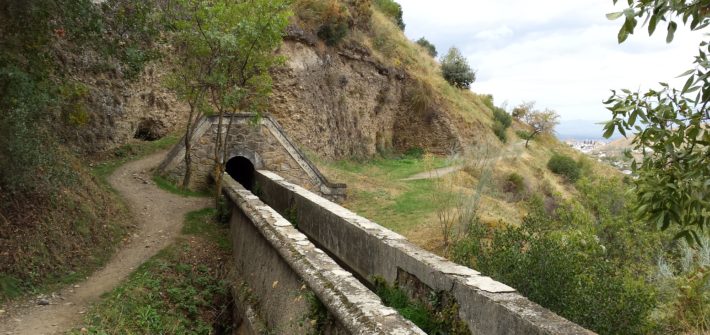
225, 156, 255, 191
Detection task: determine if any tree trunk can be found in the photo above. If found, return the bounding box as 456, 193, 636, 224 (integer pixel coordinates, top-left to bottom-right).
182, 104, 196, 189
213, 103, 226, 207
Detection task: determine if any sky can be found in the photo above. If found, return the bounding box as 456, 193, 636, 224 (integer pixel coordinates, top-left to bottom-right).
397, 0, 705, 125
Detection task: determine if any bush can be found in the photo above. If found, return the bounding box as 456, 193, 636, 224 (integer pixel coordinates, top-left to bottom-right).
441, 47, 476, 89
373, 0, 404, 30
318, 21, 349, 45
415, 37, 437, 57
547, 153, 580, 182
403, 147, 424, 159
503, 173, 525, 195
405, 78, 435, 116
294, 0, 351, 45
492, 121, 507, 142
492, 107, 512, 128
453, 214, 657, 335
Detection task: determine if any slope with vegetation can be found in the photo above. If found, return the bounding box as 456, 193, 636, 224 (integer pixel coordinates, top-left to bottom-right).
0, 0, 707, 334
290, 1, 708, 334
0, 0, 174, 302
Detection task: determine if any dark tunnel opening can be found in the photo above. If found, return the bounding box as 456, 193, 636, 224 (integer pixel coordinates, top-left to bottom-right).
225, 156, 255, 191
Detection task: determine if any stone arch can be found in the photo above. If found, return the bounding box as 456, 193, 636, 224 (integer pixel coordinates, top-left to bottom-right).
225, 149, 263, 169
225, 156, 256, 191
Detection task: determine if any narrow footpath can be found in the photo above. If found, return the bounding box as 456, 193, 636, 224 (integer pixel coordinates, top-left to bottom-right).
0, 151, 211, 335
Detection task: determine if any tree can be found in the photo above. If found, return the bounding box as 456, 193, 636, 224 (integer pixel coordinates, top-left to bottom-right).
441, 47, 476, 89
168, 0, 290, 203
374, 0, 405, 30
605, 0, 710, 244
513, 102, 559, 148
512, 101, 535, 120
416, 37, 437, 57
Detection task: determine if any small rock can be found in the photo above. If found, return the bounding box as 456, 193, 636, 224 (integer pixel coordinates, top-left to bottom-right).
37, 298, 50, 306
73, 284, 80, 288
0, 309, 5, 314
80, 328, 88, 334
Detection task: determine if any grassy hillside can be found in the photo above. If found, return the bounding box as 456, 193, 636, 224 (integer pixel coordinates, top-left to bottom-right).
306, 2, 707, 334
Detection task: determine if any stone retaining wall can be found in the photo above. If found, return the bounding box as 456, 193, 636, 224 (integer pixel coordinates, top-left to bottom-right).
253, 170, 597, 335
222, 175, 425, 334
159, 113, 346, 201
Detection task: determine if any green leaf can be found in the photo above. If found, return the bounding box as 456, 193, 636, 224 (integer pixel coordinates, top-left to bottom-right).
666, 21, 677, 43
618, 26, 630, 43
603, 123, 616, 138
677, 69, 695, 78
648, 14, 659, 35
606, 12, 624, 20
682, 75, 696, 93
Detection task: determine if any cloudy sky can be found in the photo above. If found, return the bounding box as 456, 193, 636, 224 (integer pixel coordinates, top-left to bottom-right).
398, 0, 704, 126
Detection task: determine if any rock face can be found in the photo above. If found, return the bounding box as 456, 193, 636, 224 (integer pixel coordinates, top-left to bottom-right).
268, 39, 461, 159
66, 37, 461, 159
60, 50, 188, 154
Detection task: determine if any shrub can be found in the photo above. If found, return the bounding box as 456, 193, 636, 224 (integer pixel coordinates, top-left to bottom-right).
453, 214, 658, 335
492, 121, 507, 142
405, 78, 435, 116
547, 153, 580, 182
415, 37, 437, 57
294, 0, 351, 45
403, 147, 424, 159
492, 107, 512, 128
503, 172, 525, 195
373, 0, 404, 30
318, 21, 349, 45
349, 0, 373, 28
441, 47, 476, 89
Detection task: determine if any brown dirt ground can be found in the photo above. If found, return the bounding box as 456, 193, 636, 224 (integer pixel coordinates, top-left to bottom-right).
0, 151, 211, 335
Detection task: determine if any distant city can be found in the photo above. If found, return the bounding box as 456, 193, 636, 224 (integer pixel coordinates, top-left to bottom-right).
555, 119, 623, 141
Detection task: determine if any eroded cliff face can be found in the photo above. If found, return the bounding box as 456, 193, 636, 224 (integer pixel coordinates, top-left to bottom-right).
268, 38, 461, 159
59, 49, 188, 154
67, 34, 461, 159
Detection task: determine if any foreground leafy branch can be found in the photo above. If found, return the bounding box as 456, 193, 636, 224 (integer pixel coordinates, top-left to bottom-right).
605, 0, 710, 245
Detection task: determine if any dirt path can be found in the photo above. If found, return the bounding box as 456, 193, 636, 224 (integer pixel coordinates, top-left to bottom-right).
400, 141, 528, 181
401, 165, 464, 181
0, 151, 211, 335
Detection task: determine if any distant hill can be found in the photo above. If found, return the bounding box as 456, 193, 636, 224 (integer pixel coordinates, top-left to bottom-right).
556, 119, 623, 140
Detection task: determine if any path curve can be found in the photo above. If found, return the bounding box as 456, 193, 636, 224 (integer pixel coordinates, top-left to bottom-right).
0, 151, 211, 335
400, 141, 528, 181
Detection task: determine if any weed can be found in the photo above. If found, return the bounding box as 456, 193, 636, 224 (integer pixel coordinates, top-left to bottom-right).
72, 208, 233, 334
183, 208, 231, 252
373, 277, 468, 334
153, 174, 210, 197
92, 133, 180, 184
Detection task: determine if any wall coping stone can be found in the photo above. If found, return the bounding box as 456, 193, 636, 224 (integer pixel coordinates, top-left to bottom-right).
222, 174, 425, 335
255, 169, 597, 335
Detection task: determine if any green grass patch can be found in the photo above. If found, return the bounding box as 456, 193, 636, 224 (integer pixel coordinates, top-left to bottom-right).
373, 277, 468, 334
153, 174, 210, 198
72, 208, 232, 334
320, 155, 455, 234
92, 133, 180, 183
183, 208, 230, 252
0, 275, 23, 301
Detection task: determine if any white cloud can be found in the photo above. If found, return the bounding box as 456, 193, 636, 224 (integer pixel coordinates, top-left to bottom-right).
398, 0, 706, 122
474, 26, 514, 41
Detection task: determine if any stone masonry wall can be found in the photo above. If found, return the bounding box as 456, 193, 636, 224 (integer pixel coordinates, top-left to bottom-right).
253, 170, 597, 335
159, 114, 346, 201
222, 175, 425, 334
